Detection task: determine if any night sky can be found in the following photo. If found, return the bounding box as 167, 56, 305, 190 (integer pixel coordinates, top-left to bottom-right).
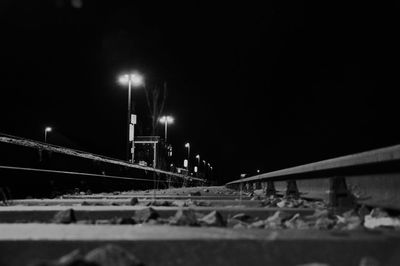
1, 1, 399, 184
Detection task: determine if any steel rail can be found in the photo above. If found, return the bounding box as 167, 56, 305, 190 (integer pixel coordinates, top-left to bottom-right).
226, 144, 400, 185
0, 164, 183, 184
0, 132, 205, 182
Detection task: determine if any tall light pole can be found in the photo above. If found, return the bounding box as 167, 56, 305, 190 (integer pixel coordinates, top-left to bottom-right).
185, 142, 190, 171
159, 115, 174, 142
202, 159, 206, 178
118, 72, 144, 163
44, 127, 52, 143
195, 154, 200, 177
195, 154, 200, 167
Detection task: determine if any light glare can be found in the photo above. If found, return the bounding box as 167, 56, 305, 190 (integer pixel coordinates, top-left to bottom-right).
118, 72, 144, 86
159, 115, 174, 123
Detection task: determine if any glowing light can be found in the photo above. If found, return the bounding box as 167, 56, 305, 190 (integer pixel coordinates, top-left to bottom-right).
45, 127, 52, 132
159, 116, 174, 123
195, 154, 200, 159
185, 143, 190, 148
118, 72, 144, 86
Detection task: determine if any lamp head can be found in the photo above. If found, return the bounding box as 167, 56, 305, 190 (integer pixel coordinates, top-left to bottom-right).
118, 72, 144, 87
160, 116, 174, 124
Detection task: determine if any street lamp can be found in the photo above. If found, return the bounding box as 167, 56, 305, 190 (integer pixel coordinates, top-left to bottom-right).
195, 154, 200, 177
202, 159, 206, 178
159, 115, 174, 142
185, 142, 190, 170
195, 154, 200, 167
44, 127, 52, 143
118, 72, 144, 163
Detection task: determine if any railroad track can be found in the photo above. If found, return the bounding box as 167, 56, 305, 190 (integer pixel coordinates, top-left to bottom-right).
1, 141, 400, 265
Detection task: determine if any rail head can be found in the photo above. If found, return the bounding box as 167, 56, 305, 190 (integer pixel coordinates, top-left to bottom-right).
226, 144, 400, 185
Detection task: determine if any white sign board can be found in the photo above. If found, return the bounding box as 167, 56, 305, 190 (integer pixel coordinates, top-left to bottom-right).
129, 124, 134, 141
131, 114, 137, 125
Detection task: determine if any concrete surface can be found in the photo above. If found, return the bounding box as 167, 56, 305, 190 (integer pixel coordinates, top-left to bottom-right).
1, 224, 400, 266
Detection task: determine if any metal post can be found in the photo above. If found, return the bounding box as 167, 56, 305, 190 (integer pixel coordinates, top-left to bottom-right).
127, 79, 132, 162
187, 145, 190, 172
153, 142, 157, 168
131, 123, 135, 163
44, 131, 47, 143
165, 120, 168, 142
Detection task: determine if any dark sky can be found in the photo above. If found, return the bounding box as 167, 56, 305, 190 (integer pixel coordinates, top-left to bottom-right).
1, 1, 399, 183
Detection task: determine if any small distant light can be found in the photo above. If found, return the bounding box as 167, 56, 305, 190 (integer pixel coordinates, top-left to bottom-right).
257, 169, 260, 173
183, 159, 188, 168
195, 154, 200, 159
194, 166, 198, 173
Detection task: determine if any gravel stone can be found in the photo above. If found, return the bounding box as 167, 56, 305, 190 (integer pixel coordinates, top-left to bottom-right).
52, 209, 76, 224
231, 213, 252, 222
199, 211, 225, 227
133, 207, 159, 223
84, 244, 144, 266
169, 209, 198, 226
189, 191, 201, 196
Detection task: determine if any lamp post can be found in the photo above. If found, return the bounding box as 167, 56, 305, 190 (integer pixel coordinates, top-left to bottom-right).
202, 159, 206, 178
195, 154, 200, 177
159, 115, 174, 142
44, 127, 52, 143
185, 142, 190, 171
118, 72, 144, 163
